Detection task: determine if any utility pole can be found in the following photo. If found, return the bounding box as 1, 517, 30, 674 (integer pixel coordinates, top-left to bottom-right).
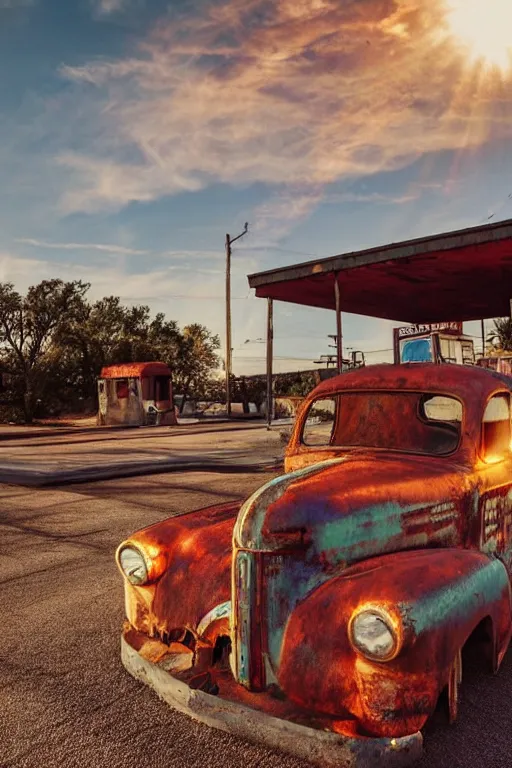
225, 223, 249, 417
334, 275, 343, 374
266, 298, 273, 430
314, 355, 337, 368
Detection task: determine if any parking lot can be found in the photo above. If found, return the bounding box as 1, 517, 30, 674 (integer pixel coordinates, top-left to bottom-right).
1, 467, 512, 768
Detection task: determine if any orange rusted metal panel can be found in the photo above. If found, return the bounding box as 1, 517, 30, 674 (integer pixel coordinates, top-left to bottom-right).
100, 362, 172, 379
98, 361, 176, 427
247, 218, 512, 323
116, 363, 512, 765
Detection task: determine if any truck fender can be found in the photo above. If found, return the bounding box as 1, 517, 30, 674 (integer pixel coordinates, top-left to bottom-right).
278, 548, 512, 738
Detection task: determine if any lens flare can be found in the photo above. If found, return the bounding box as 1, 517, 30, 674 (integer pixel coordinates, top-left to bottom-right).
446, 0, 512, 71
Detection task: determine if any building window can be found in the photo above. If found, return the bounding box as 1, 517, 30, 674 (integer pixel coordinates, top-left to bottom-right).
116, 379, 129, 399
154, 375, 171, 402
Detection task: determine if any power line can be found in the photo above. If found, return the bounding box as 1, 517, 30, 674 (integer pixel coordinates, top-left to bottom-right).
241, 245, 320, 258
273, 334, 344, 341
122, 295, 252, 301
233, 349, 395, 361
233, 355, 323, 361
265, 246, 320, 257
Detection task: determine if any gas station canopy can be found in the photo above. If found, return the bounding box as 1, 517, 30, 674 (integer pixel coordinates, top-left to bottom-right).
248, 218, 512, 323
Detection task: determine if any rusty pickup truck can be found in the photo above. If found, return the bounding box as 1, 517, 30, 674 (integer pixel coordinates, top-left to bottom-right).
116, 363, 512, 767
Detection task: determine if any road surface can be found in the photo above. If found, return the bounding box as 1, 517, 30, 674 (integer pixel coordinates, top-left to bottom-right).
1, 470, 511, 768
0, 422, 283, 485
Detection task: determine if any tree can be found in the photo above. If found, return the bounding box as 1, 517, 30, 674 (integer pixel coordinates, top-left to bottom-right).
275, 371, 317, 397
146, 313, 183, 367
0, 280, 222, 422
172, 324, 220, 412
240, 377, 267, 413
487, 318, 512, 353
0, 280, 89, 422
56, 299, 184, 404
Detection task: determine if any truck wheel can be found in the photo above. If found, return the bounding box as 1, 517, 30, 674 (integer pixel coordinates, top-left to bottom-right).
448, 648, 463, 724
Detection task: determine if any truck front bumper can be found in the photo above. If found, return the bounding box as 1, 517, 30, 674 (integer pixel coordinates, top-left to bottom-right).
121, 636, 423, 768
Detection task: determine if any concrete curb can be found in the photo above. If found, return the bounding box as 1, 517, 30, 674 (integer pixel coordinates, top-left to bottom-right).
0, 424, 134, 441
0, 420, 268, 444
121, 637, 423, 768
0, 456, 283, 487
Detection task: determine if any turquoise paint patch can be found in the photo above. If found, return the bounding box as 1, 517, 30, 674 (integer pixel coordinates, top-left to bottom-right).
235, 551, 254, 686
197, 600, 231, 637
408, 557, 509, 636
233, 458, 347, 549
265, 559, 325, 667
314, 501, 423, 564
233, 456, 472, 682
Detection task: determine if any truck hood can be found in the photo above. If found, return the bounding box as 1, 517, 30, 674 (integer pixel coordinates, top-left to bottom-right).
234, 453, 473, 565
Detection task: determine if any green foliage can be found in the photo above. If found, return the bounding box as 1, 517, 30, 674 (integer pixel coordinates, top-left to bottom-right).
0, 280, 220, 422
232, 377, 266, 413
274, 371, 318, 397
172, 324, 220, 412
0, 280, 90, 421
488, 318, 512, 353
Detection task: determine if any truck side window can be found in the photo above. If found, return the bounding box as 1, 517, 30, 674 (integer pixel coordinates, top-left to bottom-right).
421, 395, 462, 424
482, 394, 511, 462
302, 397, 337, 446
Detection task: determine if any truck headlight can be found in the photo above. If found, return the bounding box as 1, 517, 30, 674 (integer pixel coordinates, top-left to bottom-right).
118, 546, 148, 586
349, 608, 400, 662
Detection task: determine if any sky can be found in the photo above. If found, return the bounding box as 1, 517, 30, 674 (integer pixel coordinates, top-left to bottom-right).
1, 0, 512, 375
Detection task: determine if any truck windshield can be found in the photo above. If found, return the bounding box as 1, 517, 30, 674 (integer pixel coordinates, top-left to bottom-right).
302, 391, 462, 456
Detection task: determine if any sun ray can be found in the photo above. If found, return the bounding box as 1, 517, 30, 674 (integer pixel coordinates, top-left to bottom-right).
445, 0, 512, 71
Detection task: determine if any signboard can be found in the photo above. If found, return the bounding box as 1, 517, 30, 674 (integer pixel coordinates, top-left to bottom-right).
397, 322, 463, 339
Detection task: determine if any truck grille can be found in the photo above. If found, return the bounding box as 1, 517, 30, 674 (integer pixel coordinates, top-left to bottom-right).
233, 550, 265, 690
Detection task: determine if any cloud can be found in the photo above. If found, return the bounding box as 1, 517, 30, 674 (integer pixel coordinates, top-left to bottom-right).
0, 0, 34, 7
56, 0, 512, 226
249, 187, 325, 244
325, 191, 418, 205
0, 250, 258, 366
0, 252, 226, 304
0, 253, 44, 284
91, 0, 131, 16
161, 249, 225, 261
0, 249, 404, 375
16, 237, 149, 256
15, 237, 238, 267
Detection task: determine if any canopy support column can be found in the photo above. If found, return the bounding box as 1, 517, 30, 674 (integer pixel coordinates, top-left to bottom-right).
334, 275, 343, 374
266, 298, 273, 429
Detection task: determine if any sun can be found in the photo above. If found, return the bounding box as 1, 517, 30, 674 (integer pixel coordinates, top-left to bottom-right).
445, 0, 512, 71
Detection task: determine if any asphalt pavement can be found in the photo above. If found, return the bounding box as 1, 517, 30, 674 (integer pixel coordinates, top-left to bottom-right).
0, 423, 284, 486
1, 470, 512, 768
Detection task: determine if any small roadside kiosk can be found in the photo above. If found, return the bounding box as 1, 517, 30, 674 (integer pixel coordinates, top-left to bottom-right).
97, 362, 177, 427
247, 218, 512, 425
